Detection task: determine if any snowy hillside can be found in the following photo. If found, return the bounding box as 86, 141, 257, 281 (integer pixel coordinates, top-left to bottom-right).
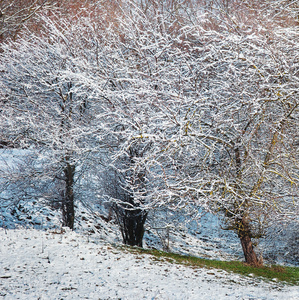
1, 196, 298, 267
0, 228, 298, 300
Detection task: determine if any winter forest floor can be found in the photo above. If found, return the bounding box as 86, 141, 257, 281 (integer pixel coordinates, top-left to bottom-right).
0, 228, 298, 300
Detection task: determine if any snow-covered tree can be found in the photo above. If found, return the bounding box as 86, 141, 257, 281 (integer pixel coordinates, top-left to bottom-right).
0, 0, 100, 42
1, 0, 297, 260
154, 2, 299, 265
0, 0, 55, 42
83, 1, 186, 246
0, 12, 109, 229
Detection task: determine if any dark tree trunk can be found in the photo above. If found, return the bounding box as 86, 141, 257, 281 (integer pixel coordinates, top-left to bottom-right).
112, 144, 148, 247
115, 200, 147, 247
237, 217, 261, 266
61, 162, 75, 229
122, 209, 147, 247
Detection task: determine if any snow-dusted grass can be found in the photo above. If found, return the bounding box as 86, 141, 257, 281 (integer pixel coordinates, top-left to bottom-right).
0, 228, 298, 300
125, 247, 299, 285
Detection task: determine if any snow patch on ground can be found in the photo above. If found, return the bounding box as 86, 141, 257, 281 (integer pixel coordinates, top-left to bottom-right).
0, 228, 298, 299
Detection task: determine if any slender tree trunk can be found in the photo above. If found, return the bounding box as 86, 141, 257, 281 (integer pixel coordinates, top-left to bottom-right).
233, 145, 261, 266
62, 162, 75, 229
237, 217, 261, 266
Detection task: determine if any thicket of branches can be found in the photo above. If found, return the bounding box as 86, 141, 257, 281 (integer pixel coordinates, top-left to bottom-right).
0, 0, 298, 266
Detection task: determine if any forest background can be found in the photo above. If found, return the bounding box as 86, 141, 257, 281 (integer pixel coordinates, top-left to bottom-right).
0, 0, 298, 267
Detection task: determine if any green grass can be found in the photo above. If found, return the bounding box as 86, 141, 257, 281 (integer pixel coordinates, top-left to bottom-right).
121, 246, 299, 285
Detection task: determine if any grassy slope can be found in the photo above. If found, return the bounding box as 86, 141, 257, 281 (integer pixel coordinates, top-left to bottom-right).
122, 247, 299, 286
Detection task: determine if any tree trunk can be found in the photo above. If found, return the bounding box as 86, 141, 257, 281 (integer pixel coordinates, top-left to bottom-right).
240, 234, 260, 266
123, 209, 147, 247
237, 217, 261, 266
116, 204, 147, 247
62, 162, 75, 229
